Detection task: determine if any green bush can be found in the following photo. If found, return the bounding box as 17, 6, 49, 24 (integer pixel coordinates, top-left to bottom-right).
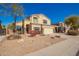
71, 24, 79, 30
67, 30, 79, 36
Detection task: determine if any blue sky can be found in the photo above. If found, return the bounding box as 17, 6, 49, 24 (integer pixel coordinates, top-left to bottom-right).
0, 3, 79, 26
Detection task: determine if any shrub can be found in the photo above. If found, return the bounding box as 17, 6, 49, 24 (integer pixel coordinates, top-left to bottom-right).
67, 30, 78, 36
7, 34, 21, 40
28, 30, 37, 37
72, 24, 79, 30
55, 35, 61, 38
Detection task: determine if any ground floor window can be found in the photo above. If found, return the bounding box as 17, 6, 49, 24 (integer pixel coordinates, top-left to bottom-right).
33, 27, 41, 34
34, 27, 40, 31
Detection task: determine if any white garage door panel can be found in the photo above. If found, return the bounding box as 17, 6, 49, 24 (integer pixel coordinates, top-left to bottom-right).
43, 28, 53, 35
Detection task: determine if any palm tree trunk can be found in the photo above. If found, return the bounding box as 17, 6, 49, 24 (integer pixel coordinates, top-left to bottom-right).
14, 15, 16, 33
22, 19, 24, 34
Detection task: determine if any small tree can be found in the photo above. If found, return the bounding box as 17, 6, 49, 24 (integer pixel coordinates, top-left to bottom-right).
65, 16, 79, 30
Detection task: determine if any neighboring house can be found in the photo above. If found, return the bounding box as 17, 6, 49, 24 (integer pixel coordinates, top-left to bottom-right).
16, 14, 53, 35
51, 24, 59, 33
51, 22, 66, 33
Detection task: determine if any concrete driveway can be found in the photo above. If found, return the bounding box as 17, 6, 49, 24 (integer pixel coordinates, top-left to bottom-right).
26, 34, 79, 56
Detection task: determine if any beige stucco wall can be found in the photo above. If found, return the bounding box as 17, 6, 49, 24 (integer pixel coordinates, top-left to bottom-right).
16, 19, 30, 28
31, 14, 51, 25
24, 20, 30, 28
16, 14, 51, 28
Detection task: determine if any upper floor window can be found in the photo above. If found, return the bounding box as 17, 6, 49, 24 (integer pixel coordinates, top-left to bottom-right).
43, 20, 47, 24
33, 17, 38, 23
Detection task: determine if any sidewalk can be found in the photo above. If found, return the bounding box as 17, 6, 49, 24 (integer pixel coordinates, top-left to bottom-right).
26, 34, 79, 56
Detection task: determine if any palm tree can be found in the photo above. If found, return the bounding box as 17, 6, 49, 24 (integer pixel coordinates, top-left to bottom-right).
19, 6, 25, 34
11, 4, 23, 33
0, 4, 25, 33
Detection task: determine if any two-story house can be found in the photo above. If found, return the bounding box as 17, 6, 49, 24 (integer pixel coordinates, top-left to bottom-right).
16, 14, 53, 34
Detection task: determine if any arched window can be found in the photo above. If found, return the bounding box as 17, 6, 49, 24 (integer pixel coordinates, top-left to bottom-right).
33, 17, 38, 23
43, 20, 47, 24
